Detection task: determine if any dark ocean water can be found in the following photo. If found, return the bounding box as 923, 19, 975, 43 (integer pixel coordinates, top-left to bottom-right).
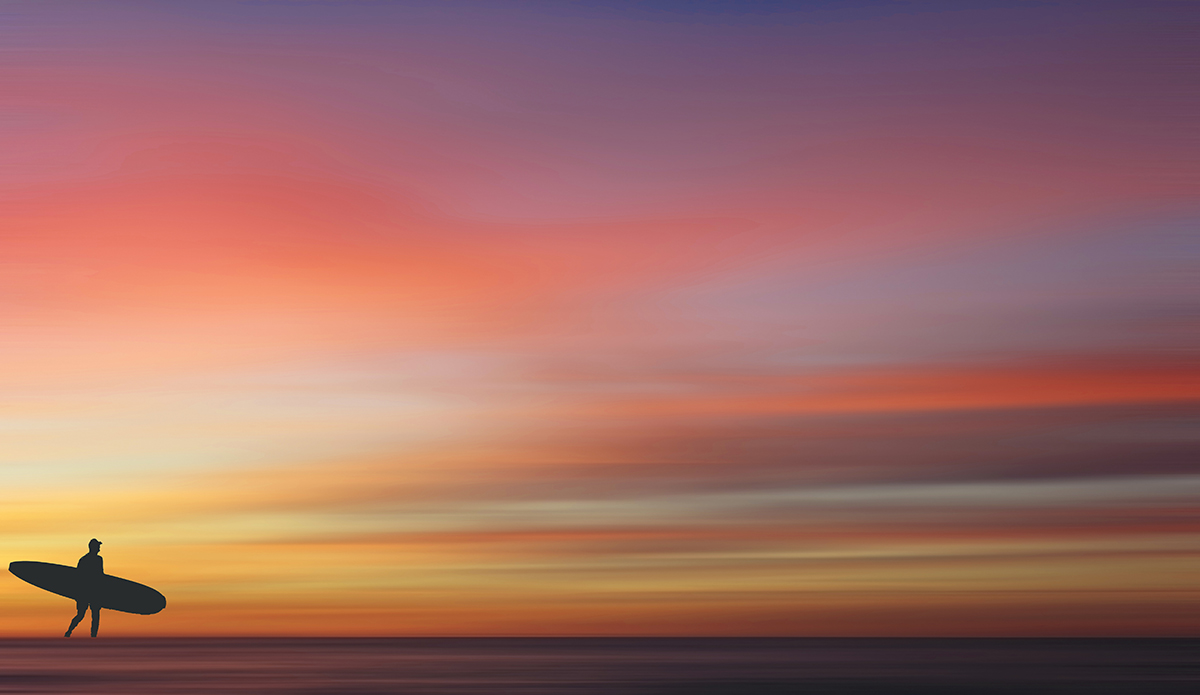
0, 638, 1194, 694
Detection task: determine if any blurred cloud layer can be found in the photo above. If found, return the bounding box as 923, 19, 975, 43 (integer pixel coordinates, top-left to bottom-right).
0, 0, 1195, 635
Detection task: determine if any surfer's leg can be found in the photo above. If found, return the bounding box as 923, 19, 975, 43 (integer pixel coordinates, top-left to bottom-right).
66, 599, 87, 637
90, 604, 100, 637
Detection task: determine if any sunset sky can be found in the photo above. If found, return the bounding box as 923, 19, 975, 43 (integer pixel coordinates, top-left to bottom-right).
1, 0, 1195, 636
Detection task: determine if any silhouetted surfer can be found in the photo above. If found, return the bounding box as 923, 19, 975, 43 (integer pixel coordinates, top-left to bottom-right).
65, 539, 103, 637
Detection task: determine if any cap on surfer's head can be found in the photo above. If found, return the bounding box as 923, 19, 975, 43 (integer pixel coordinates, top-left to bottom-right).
89, 538, 102, 549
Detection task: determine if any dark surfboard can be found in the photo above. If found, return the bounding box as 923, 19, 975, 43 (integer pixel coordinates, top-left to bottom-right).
9, 561, 166, 615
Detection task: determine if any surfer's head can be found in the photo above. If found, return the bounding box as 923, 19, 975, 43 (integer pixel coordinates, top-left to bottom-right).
88, 538, 102, 552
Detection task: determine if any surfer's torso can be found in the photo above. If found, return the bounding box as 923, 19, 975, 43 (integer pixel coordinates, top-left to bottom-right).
77, 553, 103, 575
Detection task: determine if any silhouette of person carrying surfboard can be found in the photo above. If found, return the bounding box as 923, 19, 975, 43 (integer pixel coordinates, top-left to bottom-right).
8, 541, 166, 636
65, 538, 104, 637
